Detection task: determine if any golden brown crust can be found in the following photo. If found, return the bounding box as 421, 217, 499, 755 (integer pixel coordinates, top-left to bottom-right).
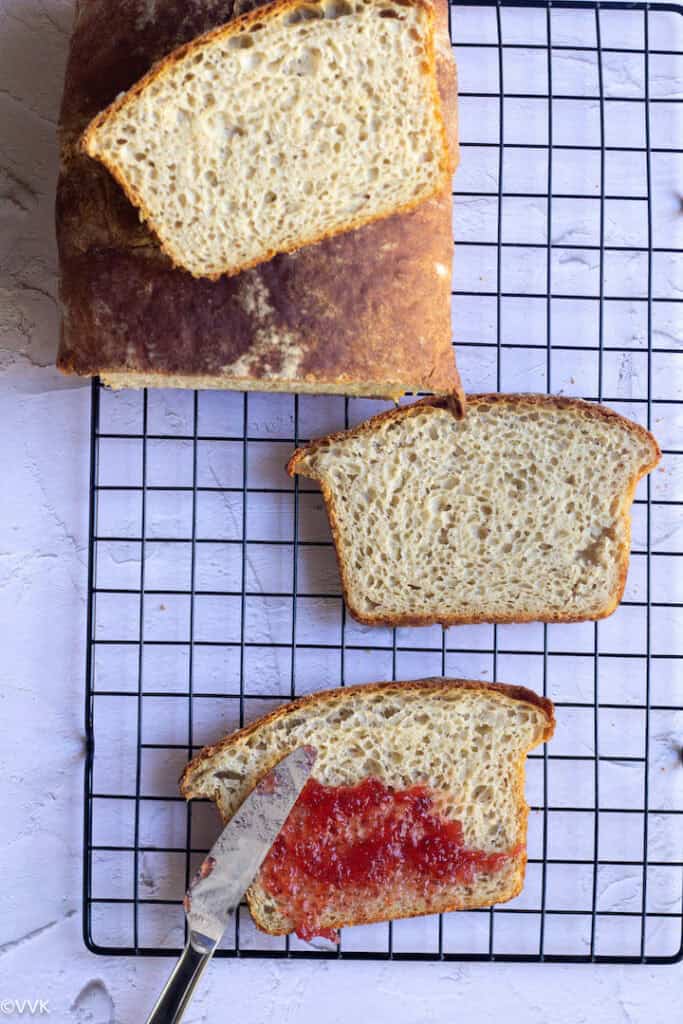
56, 0, 462, 403
100, 369, 466, 416
81, 0, 452, 280
431, 0, 459, 173
100, 371, 435, 402
180, 677, 554, 932
287, 393, 662, 627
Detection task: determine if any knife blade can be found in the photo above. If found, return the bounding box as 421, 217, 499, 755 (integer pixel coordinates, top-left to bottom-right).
146, 745, 316, 1024
185, 743, 317, 953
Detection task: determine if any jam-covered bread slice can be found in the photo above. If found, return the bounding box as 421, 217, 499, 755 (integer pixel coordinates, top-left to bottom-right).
181, 679, 555, 939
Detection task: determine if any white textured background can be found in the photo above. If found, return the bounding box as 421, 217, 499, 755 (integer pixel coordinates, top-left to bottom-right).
1, 0, 682, 1020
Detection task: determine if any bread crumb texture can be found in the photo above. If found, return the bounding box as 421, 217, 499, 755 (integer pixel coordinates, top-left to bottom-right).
290, 395, 661, 624
83, 0, 448, 278
181, 680, 554, 933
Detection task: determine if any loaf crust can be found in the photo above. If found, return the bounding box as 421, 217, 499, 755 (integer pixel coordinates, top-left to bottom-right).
287, 394, 662, 626
56, 0, 463, 404
180, 678, 555, 933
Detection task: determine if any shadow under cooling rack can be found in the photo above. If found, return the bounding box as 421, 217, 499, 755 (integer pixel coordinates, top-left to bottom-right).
83, 0, 683, 964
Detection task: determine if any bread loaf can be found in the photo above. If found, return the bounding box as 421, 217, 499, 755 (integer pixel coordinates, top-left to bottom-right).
56, 0, 463, 404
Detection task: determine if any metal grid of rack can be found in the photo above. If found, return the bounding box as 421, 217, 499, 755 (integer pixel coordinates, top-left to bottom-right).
83, 0, 683, 962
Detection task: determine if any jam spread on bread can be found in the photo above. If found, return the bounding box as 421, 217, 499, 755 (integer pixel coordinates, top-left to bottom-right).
259, 777, 514, 941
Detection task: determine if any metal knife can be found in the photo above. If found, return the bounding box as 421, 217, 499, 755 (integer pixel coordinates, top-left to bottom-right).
145, 745, 317, 1024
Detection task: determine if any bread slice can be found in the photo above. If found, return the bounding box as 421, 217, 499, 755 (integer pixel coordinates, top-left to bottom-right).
287, 394, 661, 626
181, 679, 555, 937
81, 0, 451, 280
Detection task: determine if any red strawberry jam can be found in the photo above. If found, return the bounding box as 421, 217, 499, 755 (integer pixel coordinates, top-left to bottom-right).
259, 777, 515, 941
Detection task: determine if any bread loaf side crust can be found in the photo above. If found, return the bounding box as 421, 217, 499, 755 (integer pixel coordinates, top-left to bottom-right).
56, 0, 463, 402
98, 370, 465, 410
180, 678, 555, 933
287, 394, 662, 626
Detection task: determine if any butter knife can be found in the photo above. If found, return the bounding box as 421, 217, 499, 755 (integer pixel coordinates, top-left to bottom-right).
145, 745, 317, 1024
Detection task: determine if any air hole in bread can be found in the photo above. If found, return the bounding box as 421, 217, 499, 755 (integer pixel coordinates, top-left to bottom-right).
285, 3, 325, 24
323, 0, 354, 18
228, 32, 255, 48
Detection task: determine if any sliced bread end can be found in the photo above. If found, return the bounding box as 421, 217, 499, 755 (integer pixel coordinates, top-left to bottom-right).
81, 0, 452, 279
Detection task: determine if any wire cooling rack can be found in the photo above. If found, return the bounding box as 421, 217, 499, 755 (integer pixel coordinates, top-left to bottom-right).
83, 0, 683, 962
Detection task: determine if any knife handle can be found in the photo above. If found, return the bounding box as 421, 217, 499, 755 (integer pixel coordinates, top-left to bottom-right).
145, 940, 213, 1024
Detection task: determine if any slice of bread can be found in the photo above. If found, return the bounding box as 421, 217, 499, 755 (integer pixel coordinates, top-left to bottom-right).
181, 679, 555, 937
81, 0, 451, 280
288, 394, 661, 626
